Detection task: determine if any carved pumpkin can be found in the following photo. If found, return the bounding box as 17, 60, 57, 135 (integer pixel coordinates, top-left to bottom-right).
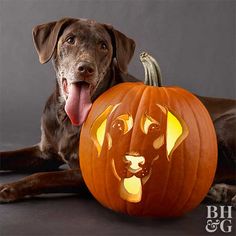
79, 52, 217, 217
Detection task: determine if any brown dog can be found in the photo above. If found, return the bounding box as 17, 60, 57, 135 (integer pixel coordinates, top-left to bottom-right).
0, 17, 136, 202
0, 18, 235, 206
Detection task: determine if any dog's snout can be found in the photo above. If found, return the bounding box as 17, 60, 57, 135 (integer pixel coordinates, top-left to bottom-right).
78, 62, 95, 76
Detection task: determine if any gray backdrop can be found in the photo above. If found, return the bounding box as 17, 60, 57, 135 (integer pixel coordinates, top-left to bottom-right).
0, 1, 236, 236
0, 0, 235, 148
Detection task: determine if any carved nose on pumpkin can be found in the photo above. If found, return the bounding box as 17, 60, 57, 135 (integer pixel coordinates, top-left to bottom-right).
124, 154, 145, 173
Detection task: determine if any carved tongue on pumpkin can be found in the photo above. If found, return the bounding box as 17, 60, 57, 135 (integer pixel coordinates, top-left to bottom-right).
120, 176, 142, 203
65, 82, 92, 126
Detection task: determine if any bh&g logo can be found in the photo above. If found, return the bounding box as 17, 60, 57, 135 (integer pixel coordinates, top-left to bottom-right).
205, 206, 233, 233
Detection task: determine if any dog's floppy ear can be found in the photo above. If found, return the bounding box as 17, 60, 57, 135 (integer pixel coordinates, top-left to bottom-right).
157, 104, 189, 161
165, 108, 189, 161
104, 25, 135, 73
32, 18, 76, 64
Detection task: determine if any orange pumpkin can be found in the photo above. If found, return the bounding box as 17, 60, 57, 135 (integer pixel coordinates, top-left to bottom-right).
79, 52, 217, 217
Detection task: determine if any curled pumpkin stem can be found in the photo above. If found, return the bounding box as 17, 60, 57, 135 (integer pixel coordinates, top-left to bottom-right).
140, 52, 163, 87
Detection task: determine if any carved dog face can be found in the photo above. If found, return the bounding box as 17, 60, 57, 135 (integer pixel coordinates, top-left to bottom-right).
90, 103, 188, 202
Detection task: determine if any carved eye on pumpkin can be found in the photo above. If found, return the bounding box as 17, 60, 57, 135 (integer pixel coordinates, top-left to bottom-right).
112, 114, 133, 134
141, 114, 160, 134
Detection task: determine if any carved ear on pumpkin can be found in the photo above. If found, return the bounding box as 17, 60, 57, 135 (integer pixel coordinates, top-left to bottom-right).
90, 104, 120, 157
32, 18, 76, 64
164, 107, 189, 161
104, 25, 135, 73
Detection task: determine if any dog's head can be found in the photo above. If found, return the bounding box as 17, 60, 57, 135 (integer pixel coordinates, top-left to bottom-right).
32, 18, 135, 126
90, 103, 189, 202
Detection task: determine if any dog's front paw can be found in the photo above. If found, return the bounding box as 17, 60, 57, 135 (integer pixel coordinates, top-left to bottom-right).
0, 184, 22, 203
207, 183, 236, 208
207, 184, 228, 203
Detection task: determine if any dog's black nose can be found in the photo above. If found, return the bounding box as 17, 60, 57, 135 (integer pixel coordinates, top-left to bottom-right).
78, 62, 95, 76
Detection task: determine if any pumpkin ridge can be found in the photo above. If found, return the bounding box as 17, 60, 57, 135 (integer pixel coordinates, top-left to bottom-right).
169, 90, 190, 214
128, 85, 149, 152
92, 142, 109, 207
89, 100, 108, 205
109, 84, 144, 212
158, 88, 188, 215
126, 85, 149, 215
107, 84, 146, 213
173, 90, 202, 215
90, 129, 96, 201
154, 87, 173, 213
178, 91, 217, 214
155, 88, 194, 215
80, 120, 96, 202
163, 89, 188, 214
139, 87, 162, 215
104, 134, 114, 210
156, 87, 172, 213
156, 87, 173, 208
162, 89, 194, 215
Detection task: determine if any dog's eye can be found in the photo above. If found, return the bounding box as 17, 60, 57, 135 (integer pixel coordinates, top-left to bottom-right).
66, 36, 75, 44
141, 114, 160, 134
100, 42, 108, 50
112, 114, 133, 134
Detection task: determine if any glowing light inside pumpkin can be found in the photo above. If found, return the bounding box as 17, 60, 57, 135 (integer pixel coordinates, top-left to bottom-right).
97, 119, 107, 150
166, 111, 183, 156
120, 176, 142, 203
124, 176, 141, 194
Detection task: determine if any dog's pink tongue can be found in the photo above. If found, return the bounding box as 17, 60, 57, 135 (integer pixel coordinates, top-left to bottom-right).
65, 83, 92, 126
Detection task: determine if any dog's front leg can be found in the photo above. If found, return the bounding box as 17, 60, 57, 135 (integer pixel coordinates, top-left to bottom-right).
0, 169, 87, 203
0, 145, 64, 172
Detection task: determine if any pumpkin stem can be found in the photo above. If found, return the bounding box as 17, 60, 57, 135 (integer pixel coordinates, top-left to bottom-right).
140, 52, 163, 87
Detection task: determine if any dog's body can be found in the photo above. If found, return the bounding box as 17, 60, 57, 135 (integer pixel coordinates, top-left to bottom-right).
0, 18, 235, 205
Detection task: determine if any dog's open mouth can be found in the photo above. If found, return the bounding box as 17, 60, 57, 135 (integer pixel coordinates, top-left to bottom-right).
63, 79, 92, 126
